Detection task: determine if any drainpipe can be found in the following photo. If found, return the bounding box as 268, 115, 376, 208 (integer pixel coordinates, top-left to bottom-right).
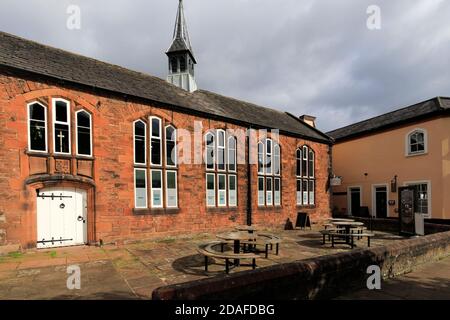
247, 127, 252, 226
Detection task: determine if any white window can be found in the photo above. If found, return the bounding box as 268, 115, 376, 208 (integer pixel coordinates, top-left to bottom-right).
266, 139, 272, 175
302, 179, 308, 205
308, 149, 315, 178
258, 142, 264, 174
296, 148, 301, 177
134, 169, 147, 208
296, 179, 302, 205
274, 177, 281, 206
309, 180, 315, 205
258, 177, 265, 206
133, 120, 146, 165
206, 173, 216, 207
274, 144, 280, 176
407, 129, 427, 155
228, 175, 237, 207
302, 145, 308, 177
266, 177, 273, 205
27, 102, 47, 152
150, 117, 162, 166
217, 130, 226, 171
165, 170, 178, 208
228, 136, 237, 172
75, 110, 92, 156
165, 125, 177, 167
52, 98, 71, 154
217, 174, 227, 206
205, 132, 215, 170
405, 182, 430, 216
151, 169, 163, 208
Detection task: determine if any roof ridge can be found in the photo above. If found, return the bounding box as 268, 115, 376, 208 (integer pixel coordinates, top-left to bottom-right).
327, 96, 440, 134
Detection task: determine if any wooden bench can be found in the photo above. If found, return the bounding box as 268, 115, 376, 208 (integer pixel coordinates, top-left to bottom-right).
330, 232, 375, 249
197, 242, 261, 274
242, 233, 282, 258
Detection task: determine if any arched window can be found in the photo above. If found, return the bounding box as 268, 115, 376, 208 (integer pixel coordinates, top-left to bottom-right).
165, 125, 177, 167
27, 102, 47, 152
133, 117, 178, 209
76, 110, 92, 156
150, 117, 162, 165
407, 129, 427, 155
134, 120, 146, 165
296, 145, 315, 206
258, 138, 281, 206
205, 132, 215, 170
53, 98, 71, 154
205, 130, 238, 207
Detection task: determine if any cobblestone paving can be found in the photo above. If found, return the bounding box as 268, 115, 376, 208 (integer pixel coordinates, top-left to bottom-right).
0, 227, 406, 299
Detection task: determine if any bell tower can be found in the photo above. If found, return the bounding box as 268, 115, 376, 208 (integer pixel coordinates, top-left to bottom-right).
166, 0, 197, 92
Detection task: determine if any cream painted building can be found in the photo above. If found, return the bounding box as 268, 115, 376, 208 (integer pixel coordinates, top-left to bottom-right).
328, 97, 450, 221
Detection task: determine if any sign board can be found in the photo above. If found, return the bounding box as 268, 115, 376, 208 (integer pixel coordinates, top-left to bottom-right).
295, 212, 311, 230
398, 186, 417, 236
330, 177, 342, 186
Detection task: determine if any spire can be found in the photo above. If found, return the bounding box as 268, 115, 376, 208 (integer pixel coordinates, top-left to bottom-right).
166, 0, 198, 92
167, 0, 195, 62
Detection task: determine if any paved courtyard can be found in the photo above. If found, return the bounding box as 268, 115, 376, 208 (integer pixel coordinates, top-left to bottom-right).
0, 227, 418, 299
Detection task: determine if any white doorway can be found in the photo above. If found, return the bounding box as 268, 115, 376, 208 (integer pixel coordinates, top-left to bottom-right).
36, 187, 87, 248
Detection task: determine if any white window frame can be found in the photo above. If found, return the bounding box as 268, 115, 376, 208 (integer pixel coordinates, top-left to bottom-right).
165, 125, 177, 168
206, 173, 216, 207
75, 110, 92, 157
134, 168, 148, 209
258, 176, 265, 206
266, 138, 272, 175
228, 136, 237, 172
405, 128, 428, 156
217, 173, 227, 207
27, 101, 48, 153
217, 129, 226, 172
302, 145, 308, 177
404, 180, 432, 218
274, 177, 281, 206
228, 175, 237, 207
302, 179, 308, 205
309, 180, 315, 205
258, 142, 265, 175
205, 132, 215, 171
133, 120, 147, 165
296, 148, 302, 177
52, 98, 71, 155
150, 169, 163, 208
273, 144, 280, 176
296, 179, 302, 205
165, 170, 178, 208
266, 177, 273, 206
150, 116, 162, 166
309, 149, 315, 178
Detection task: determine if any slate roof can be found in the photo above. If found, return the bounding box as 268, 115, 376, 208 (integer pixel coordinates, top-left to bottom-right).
327, 97, 450, 142
0, 31, 331, 143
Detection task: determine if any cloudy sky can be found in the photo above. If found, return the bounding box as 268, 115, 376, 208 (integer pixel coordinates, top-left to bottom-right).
1, 0, 449, 131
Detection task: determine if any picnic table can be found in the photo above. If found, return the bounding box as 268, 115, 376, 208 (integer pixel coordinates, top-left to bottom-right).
235, 225, 258, 233
327, 218, 355, 222
216, 231, 257, 266
331, 221, 364, 244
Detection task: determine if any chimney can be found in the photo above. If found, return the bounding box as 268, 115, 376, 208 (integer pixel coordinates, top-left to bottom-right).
299, 115, 316, 128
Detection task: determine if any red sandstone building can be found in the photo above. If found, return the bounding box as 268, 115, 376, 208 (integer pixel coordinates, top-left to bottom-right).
0, 1, 332, 249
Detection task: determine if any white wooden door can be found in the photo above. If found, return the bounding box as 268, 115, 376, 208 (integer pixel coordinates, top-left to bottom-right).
37, 187, 87, 248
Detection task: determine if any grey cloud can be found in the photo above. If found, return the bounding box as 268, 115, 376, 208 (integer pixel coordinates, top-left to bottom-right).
0, 0, 449, 131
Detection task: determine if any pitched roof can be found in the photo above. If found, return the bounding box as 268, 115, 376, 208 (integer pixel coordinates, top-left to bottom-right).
327, 97, 450, 141
0, 31, 331, 143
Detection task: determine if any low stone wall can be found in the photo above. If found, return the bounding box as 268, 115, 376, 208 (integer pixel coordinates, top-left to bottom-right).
152, 230, 450, 300
352, 217, 450, 234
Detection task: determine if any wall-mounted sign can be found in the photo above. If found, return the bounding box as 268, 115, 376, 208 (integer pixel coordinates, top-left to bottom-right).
388, 200, 395, 206
330, 177, 342, 186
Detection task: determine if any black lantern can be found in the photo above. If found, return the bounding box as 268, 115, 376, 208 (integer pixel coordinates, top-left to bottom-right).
391, 175, 398, 193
